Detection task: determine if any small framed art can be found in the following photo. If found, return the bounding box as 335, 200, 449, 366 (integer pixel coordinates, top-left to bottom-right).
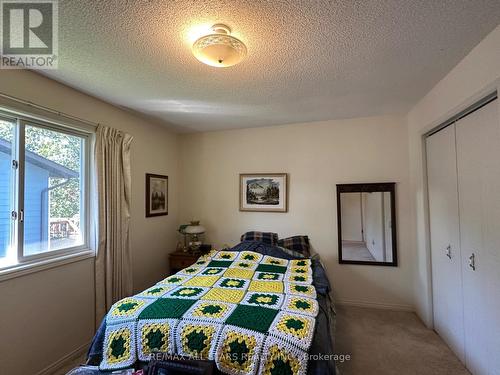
239, 173, 288, 212
146, 173, 168, 217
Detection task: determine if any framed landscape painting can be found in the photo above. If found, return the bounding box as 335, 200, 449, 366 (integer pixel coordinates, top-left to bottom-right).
146, 173, 168, 217
240, 173, 288, 212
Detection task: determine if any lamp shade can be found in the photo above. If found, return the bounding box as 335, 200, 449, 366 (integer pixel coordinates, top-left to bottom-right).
192, 24, 247, 67
184, 221, 205, 235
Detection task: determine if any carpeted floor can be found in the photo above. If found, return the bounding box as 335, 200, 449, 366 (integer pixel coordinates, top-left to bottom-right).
342, 241, 376, 261
335, 305, 471, 375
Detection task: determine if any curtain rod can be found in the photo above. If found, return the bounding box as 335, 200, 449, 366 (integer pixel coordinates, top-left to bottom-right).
0, 91, 100, 129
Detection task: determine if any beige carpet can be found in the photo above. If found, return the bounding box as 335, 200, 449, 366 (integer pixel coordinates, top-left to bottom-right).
335, 305, 471, 375
342, 241, 376, 262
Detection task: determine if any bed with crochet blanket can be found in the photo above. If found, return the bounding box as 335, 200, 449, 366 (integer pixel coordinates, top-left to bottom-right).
86, 241, 336, 375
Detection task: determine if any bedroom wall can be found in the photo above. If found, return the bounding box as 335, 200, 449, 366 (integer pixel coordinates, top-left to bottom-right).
179, 115, 414, 310
0, 70, 180, 374
363, 192, 384, 262
406, 24, 500, 327
340, 193, 363, 241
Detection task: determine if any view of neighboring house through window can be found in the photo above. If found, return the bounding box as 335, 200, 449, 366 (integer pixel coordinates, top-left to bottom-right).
24, 125, 84, 255
0, 119, 14, 262
0, 112, 88, 269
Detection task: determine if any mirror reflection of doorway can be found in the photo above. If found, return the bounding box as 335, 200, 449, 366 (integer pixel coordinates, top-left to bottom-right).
337, 183, 397, 266
341, 192, 392, 262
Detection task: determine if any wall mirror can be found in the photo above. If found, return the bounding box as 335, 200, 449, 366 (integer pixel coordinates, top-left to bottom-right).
337, 183, 397, 266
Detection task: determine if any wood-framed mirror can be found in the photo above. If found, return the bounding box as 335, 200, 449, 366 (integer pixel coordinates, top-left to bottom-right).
337, 183, 397, 266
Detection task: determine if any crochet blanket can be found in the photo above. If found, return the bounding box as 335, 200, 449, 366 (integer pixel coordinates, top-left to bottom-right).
100, 250, 319, 375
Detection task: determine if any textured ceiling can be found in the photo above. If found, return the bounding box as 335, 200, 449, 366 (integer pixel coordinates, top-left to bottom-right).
42, 0, 500, 132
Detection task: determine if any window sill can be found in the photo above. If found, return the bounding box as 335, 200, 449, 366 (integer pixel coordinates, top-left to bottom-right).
0, 249, 95, 282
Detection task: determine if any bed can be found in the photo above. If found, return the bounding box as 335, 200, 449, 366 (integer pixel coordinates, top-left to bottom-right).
85, 240, 337, 375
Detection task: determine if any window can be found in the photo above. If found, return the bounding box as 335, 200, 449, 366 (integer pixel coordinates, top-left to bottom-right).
0, 110, 90, 270
0, 119, 14, 262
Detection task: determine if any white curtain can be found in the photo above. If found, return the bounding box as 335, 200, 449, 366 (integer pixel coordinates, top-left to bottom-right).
94, 125, 133, 325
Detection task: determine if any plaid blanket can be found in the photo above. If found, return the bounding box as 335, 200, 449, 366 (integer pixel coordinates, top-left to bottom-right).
100, 249, 319, 375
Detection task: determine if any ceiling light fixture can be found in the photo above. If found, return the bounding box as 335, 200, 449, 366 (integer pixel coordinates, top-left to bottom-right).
192, 24, 247, 68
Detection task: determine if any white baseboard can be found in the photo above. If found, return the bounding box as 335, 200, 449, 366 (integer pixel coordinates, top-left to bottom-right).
36, 341, 89, 375
336, 299, 414, 312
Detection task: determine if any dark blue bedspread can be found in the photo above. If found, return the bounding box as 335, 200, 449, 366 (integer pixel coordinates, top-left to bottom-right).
87, 241, 336, 374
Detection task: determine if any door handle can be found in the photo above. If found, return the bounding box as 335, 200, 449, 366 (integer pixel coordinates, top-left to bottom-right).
469, 253, 476, 271
446, 245, 452, 259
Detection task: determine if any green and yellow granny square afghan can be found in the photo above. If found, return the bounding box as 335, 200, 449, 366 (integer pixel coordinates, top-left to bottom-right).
100, 250, 318, 375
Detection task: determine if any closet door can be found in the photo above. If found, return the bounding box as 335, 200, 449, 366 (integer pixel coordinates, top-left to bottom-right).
426, 124, 465, 362
456, 99, 500, 375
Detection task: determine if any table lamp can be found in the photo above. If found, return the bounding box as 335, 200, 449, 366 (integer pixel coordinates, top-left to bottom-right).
184, 221, 205, 252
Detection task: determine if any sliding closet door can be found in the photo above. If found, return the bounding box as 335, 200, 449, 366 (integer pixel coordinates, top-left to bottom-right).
426, 124, 465, 362
456, 99, 500, 375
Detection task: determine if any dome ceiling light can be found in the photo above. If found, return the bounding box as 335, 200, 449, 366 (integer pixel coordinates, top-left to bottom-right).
192, 24, 247, 68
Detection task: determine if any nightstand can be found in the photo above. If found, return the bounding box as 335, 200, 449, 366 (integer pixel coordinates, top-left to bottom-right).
169, 250, 201, 274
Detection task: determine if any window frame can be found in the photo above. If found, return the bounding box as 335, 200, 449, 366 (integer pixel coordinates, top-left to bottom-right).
0, 107, 93, 274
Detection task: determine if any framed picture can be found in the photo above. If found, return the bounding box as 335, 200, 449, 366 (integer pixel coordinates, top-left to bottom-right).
146, 173, 168, 217
240, 173, 288, 212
